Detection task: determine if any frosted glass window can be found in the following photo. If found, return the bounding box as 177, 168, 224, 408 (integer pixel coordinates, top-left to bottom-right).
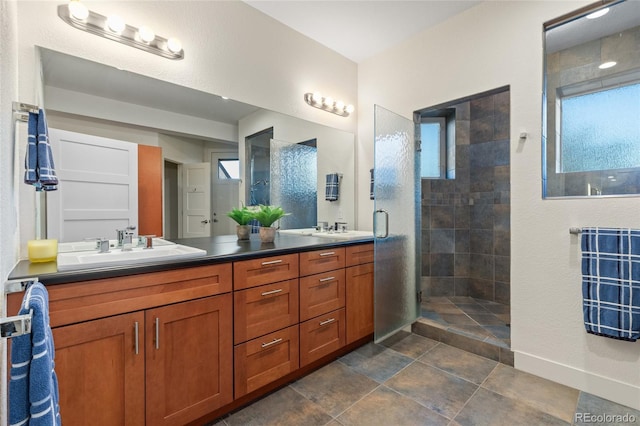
420, 118, 446, 179
560, 83, 640, 173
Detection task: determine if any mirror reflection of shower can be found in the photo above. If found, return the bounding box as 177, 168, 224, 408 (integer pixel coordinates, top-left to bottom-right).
246, 127, 273, 205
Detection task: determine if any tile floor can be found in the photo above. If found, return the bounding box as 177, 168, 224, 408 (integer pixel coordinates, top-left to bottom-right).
421, 296, 510, 349
208, 333, 639, 426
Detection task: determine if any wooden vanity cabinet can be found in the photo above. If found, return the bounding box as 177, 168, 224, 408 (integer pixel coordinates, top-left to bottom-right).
346, 244, 375, 344
39, 264, 233, 426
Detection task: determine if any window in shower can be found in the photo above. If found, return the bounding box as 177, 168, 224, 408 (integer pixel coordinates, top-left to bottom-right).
419, 113, 455, 179
543, 1, 640, 197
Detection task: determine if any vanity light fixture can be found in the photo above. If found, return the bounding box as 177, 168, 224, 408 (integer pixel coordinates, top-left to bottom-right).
58, 2, 184, 60
598, 61, 617, 69
304, 92, 354, 117
586, 7, 609, 19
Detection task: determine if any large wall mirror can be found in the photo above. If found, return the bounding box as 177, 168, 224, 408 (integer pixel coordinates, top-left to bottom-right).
543, 0, 640, 198
37, 47, 355, 242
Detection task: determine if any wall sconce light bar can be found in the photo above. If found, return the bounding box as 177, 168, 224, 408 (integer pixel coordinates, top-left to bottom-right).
57, 4, 184, 60
304, 93, 353, 117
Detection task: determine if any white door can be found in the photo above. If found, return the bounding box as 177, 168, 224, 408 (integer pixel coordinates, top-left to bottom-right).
181, 162, 211, 238
47, 128, 138, 243
211, 153, 240, 237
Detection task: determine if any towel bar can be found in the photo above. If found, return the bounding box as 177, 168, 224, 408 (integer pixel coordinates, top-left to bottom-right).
12, 101, 40, 122
1, 278, 38, 339
569, 227, 582, 235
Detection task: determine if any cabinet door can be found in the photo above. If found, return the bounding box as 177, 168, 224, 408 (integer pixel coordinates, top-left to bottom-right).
234, 279, 299, 344
53, 312, 145, 426
346, 263, 374, 344
299, 270, 345, 321
146, 294, 233, 426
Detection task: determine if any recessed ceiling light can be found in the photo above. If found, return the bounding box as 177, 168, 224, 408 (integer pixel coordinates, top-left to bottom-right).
599, 61, 617, 69
586, 8, 609, 19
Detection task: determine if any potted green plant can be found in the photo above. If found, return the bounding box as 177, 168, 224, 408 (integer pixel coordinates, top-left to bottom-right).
253, 205, 288, 243
227, 206, 254, 240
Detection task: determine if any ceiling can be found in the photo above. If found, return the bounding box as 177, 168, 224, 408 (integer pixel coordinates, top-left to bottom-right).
243, 0, 481, 63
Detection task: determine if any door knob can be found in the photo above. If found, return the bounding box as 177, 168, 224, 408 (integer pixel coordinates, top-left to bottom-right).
201, 219, 211, 224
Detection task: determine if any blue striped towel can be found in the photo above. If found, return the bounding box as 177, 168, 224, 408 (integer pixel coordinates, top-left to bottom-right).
24, 108, 58, 192
325, 173, 340, 201
581, 227, 640, 342
9, 282, 61, 426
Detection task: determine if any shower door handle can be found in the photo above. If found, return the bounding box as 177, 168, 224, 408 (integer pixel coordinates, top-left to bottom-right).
374, 209, 389, 238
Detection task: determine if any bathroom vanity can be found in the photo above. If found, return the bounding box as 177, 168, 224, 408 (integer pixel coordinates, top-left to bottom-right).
7, 234, 374, 426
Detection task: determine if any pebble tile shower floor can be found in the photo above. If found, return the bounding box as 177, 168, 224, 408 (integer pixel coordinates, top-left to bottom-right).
206, 333, 639, 425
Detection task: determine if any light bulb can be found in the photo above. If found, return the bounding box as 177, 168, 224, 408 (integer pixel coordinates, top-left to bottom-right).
138, 26, 155, 43
167, 37, 182, 53
311, 92, 322, 105
68, 0, 89, 20
586, 8, 609, 19
599, 61, 617, 69
323, 96, 334, 108
345, 104, 355, 114
107, 15, 125, 34
335, 100, 345, 111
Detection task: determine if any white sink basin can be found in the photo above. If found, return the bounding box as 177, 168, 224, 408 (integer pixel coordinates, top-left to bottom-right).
311, 230, 374, 240
58, 238, 175, 253
278, 228, 317, 236
57, 243, 206, 271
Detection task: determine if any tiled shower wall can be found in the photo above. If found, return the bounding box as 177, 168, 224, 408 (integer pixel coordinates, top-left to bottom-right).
421, 89, 510, 305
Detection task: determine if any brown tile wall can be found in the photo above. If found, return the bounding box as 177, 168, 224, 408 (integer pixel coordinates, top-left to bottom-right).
422, 89, 510, 305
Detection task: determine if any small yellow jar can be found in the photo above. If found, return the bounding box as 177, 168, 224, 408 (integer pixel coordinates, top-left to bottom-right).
27, 239, 58, 263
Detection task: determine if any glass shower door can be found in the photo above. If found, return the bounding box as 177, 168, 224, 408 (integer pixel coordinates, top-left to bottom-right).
373, 105, 420, 342
270, 139, 318, 229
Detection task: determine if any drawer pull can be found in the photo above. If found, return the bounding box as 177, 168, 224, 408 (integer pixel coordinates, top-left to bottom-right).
261, 288, 283, 296
155, 318, 160, 350
134, 322, 139, 355
319, 252, 335, 257
319, 276, 336, 283
261, 259, 283, 266
320, 318, 335, 326
261, 338, 283, 348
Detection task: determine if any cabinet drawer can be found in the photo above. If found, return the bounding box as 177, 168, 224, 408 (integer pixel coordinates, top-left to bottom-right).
299, 247, 345, 276
346, 243, 374, 267
300, 308, 346, 367
234, 254, 298, 290
234, 325, 299, 398
234, 279, 299, 344
299, 270, 345, 322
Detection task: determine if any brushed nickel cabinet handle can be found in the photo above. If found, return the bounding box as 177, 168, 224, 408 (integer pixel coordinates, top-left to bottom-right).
261, 338, 283, 348
261, 288, 283, 296
134, 321, 139, 355
319, 252, 335, 257
155, 317, 160, 350
319, 276, 335, 282
261, 259, 283, 266
320, 318, 335, 326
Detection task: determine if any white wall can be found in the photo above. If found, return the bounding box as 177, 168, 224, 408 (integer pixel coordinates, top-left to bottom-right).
0, 2, 19, 424
357, 0, 640, 410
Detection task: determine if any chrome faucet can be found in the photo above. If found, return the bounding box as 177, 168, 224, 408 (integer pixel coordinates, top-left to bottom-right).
335, 222, 348, 233
116, 226, 136, 250
96, 238, 110, 253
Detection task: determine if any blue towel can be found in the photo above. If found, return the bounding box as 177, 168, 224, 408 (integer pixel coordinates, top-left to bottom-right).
24, 109, 58, 192
9, 282, 61, 426
325, 173, 340, 201
581, 227, 640, 342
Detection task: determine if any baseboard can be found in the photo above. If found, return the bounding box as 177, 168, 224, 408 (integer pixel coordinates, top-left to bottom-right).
515, 351, 640, 411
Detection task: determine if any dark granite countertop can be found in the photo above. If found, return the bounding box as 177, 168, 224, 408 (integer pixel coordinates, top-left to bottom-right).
8, 233, 373, 286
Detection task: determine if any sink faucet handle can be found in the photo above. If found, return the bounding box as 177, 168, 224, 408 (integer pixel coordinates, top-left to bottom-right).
335, 221, 348, 233
139, 235, 155, 249
95, 237, 110, 253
